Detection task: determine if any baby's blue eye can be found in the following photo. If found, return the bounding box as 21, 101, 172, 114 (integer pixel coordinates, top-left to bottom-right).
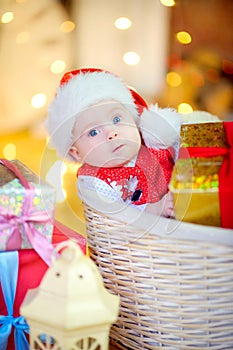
88, 129, 99, 137
113, 115, 121, 124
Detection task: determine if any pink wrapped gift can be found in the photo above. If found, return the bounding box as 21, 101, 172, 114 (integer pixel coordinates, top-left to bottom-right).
0, 159, 56, 265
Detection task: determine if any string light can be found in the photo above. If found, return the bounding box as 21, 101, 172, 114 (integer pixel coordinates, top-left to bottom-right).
114, 17, 132, 30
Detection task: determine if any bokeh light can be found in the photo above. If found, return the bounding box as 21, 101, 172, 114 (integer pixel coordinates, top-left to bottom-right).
114, 17, 132, 30
176, 31, 192, 44
190, 71, 205, 87
205, 68, 220, 83
166, 72, 182, 87
222, 59, 233, 74
60, 20, 75, 33
50, 60, 67, 74
31, 93, 47, 109
1, 11, 14, 24
178, 103, 193, 114
16, 31, 30, 44
3, 143, 17, 160
160, 0, 175, 7
123, 51, 141, 66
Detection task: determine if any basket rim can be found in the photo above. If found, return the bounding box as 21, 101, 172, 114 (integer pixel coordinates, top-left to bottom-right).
80, 187, 233, 247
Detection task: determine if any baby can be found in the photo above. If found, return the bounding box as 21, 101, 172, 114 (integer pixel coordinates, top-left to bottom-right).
46, 68, 181, 217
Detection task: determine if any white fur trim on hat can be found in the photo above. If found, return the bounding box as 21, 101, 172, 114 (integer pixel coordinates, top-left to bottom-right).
139, 104, 182, 149
46, 70, 138, 160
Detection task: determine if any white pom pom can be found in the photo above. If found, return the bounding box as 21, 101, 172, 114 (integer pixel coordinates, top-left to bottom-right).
139, 104, 181, 149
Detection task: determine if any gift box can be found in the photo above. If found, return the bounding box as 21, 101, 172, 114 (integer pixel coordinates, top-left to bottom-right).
0, 223, 86, 350
0, 159, 56, 263
170, 121, 233, 228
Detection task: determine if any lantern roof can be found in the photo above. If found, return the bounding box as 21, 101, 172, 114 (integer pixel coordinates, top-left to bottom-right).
20, 241, 119, 329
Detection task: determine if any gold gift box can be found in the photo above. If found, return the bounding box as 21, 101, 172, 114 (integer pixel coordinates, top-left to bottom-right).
170, 122, 227, 227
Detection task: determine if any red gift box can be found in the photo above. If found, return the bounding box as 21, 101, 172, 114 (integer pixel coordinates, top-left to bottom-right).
0, 222, 86, 350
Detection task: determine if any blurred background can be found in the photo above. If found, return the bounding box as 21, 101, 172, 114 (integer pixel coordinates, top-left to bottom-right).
0, 0, 232, 234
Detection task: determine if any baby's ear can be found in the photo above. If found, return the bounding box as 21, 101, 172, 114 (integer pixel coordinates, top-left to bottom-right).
69, 146, 82, 162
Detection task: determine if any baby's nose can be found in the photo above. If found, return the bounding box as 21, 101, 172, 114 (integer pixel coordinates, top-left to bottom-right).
107, 130, 119, 140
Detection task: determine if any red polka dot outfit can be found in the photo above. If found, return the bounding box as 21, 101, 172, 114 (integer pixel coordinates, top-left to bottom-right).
78, 145, 175, 205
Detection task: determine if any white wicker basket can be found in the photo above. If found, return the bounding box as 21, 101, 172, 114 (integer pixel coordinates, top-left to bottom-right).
81, 189, 233, 350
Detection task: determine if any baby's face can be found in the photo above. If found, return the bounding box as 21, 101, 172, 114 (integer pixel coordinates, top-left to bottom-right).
69, 101, 141, 167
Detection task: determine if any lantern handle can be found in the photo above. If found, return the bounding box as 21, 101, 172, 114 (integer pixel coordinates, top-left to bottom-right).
51, 240, 83, 264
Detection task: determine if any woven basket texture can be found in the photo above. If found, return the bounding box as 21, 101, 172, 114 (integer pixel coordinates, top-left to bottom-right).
84, 204, 233, 350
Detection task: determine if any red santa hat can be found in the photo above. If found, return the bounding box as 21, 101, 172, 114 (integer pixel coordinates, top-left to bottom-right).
46, 68, 181, 160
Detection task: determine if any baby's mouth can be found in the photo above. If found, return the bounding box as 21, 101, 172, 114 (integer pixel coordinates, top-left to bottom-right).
112, 144, 125, 153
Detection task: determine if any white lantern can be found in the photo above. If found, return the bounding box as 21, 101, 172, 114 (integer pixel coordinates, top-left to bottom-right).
20, 240, 120, 350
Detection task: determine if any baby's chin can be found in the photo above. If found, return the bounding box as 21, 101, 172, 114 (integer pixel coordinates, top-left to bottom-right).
87, 147, 140, 168
97, 158, 131, 168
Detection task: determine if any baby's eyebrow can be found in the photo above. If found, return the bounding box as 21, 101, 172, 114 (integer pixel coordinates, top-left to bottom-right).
77, 106, 127, 135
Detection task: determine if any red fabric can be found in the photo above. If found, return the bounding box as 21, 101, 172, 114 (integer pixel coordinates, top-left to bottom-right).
0, 223, 86, 349
178, 146, 228, 159
78, 145, 174, 204
178, 121, 233, 229
219, 122, 233, 228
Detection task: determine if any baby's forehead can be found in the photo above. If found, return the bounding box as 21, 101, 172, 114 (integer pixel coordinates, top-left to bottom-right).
86, 100, 127, 114
73, 101, 129, 129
